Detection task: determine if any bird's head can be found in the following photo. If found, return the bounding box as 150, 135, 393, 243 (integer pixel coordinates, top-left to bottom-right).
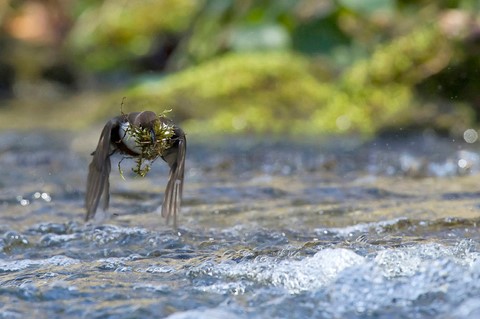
134, 111, 159, 144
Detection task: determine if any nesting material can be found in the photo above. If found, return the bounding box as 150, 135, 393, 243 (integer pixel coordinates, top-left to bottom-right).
119, 116, 175, 177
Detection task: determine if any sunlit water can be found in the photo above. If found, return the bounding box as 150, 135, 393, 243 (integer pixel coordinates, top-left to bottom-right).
1, 131, 480, 318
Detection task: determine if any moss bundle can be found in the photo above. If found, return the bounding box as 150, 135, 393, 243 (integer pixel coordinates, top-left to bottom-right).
119, 116, 175, 178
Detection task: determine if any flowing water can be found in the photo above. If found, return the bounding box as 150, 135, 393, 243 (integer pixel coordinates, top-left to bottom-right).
1, 130, 480, 318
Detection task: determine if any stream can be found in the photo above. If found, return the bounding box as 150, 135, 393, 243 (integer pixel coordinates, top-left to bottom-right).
0, 130, 479, 318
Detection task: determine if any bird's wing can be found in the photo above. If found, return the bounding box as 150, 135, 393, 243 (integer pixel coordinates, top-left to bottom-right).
85, 118, 120, 221
161, 127, 186, 227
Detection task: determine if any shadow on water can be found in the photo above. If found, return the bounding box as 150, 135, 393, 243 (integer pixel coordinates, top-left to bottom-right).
1, 131, 480, 318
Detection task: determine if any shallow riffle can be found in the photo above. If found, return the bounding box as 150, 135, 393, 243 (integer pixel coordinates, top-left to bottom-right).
0, 132, 480, 318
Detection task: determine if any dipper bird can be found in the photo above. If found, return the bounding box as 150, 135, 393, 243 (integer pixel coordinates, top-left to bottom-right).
85, 111, 186, 226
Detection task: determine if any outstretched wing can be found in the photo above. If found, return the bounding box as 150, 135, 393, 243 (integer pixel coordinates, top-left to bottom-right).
85, 118, 119, 221
161, 126, 186, 227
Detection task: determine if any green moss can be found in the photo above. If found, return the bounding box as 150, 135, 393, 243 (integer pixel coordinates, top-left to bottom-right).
128, 51, 419, 136
120, 115, 175, 177
124, 25, 469, 136
342, 26, 452, 87
129, 52, 332, 134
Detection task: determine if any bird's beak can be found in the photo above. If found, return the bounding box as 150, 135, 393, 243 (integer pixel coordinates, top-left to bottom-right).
150, 129, 156, 144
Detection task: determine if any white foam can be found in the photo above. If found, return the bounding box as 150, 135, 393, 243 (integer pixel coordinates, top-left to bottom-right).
0, 255, 79, 272
165, 308, 244, 319
191, 248, 365, 294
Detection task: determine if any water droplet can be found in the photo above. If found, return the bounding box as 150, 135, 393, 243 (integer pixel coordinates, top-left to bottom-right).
41, 192, 51, 202
463, 129, 478, 143
458, 159, 468, 169
20, 199, 30, 206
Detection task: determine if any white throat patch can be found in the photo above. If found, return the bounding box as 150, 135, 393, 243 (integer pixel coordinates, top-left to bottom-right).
119, 122, 142, 154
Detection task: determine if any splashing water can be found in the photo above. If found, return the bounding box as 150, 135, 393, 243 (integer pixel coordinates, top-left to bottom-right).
0, 132, 480, 318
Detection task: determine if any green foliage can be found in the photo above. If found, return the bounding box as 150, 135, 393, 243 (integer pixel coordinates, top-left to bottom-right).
127, 51, 412, 136
292, 15, 351, 55
129, 52, 328, 134
338, 0, 395, 14
343, 26, 452, 87
67, 0, 198, 71
0, 0, 477, 136
126, 21, 474, 136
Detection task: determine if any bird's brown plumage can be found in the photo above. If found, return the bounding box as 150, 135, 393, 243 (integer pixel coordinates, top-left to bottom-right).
85, 111, 186, 226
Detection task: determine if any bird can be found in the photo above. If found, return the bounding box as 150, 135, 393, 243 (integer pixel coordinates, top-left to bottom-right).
85, 111, 186, 227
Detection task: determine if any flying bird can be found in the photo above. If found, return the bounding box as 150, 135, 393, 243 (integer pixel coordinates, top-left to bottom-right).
85, 111, 186, 226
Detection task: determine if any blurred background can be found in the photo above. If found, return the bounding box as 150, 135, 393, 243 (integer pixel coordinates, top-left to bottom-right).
3, 3, 480, 318
0, 0, 479, 137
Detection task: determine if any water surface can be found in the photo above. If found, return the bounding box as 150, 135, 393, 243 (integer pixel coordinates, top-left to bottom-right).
0, 131, 480, 318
